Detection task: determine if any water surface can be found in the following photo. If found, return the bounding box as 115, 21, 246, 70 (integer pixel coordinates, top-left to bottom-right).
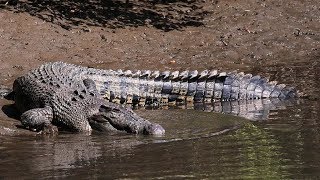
0, 63, 319, 179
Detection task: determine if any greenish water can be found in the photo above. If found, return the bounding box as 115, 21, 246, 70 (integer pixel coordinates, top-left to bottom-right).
0, 61, 319, 179
0, 99, 319, 179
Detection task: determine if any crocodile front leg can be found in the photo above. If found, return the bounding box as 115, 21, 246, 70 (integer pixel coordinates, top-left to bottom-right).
21, 106, 57, 134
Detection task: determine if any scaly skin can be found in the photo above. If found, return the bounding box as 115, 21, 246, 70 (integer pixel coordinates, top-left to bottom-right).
12, 62, 165, 135
81, 63, 297, 105
1, 61, 298, 134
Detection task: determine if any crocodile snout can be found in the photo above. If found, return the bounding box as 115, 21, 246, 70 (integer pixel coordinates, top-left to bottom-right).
144, 123, 165, 135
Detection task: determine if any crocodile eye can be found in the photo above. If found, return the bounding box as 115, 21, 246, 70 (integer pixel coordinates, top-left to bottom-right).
89, 92, 95, 96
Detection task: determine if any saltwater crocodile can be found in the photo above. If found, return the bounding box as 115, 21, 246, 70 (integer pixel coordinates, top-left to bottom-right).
1, 61, 297, 134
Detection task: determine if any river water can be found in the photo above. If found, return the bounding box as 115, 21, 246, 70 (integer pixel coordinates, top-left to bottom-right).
0, 62, 319, 179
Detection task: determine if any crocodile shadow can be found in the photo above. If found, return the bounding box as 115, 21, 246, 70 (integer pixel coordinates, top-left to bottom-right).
2, 103, 25, 129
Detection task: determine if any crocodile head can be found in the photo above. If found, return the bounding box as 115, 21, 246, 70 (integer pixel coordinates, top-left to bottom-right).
88, 102, 165, 135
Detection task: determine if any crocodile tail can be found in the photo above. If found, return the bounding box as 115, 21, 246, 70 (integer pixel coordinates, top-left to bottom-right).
86, 69, 297, 105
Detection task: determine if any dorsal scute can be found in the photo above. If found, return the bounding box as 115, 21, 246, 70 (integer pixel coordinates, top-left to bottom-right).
151, 71, 160, 79
218, 72, 227, 77
179, 70, 189, 80
170, 71, 180, 80
124, 70, 132, 77
161, 71, 171, 80
141, 70, 151, 78
188, 70, 199, 80
132, 70, 141, 78
116, 69, 124, 75
207, 70, 218, 79
199, 70, 209, 80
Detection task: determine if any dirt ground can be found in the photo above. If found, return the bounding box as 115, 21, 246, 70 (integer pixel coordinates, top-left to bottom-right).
0, 0, 319, 135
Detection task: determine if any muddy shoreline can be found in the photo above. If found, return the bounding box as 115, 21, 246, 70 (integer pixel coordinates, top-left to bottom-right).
0, 0, 319, 135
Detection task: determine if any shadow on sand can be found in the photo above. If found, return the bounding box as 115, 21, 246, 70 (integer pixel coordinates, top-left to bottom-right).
1, 0, 209, 31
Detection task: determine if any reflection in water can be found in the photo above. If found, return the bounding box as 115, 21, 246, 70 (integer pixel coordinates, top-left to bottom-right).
0, 62, 319, 178
1, 99, 319, 179
28, 135, 102, 171
0, 134, 146, 179
138, 98, 297, 122
226, 124, 286, 179
191, 98, 296, 121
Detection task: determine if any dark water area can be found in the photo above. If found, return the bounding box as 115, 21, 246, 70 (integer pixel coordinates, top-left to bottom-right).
0, 100, 319, 179
0, 62, 319, 179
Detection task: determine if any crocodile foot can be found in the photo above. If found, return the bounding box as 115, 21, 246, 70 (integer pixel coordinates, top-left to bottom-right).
37, 124, 59, 135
